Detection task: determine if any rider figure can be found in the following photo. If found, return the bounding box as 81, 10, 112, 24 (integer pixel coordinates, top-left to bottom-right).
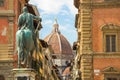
18, 6, 41, 52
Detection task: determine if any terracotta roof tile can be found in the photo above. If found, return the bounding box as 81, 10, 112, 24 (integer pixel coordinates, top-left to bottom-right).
44, 20, 72, 55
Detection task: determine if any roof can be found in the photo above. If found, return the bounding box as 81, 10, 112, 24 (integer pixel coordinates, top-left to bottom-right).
44, 19, 73, 55
62, 67, 70, 76
39, 39, 48, 48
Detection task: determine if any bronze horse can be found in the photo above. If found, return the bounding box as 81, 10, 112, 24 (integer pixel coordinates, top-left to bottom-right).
16, 28, 35, 68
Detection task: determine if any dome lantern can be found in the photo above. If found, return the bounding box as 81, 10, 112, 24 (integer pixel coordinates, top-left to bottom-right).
52, 18, 60, 34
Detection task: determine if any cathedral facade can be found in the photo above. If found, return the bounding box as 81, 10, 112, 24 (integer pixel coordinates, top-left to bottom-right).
74, 0, 120, 80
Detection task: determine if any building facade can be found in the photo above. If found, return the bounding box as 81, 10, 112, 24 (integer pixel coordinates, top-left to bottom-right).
0, 0, 45, 80
0, 0, 24, 79
38, 39, 60, 80
0, 0, 61, 80
74, 0, 120, 80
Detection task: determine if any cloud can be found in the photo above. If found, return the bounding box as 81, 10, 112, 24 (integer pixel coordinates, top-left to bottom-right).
29, 0, 77, 15
42, 20, 53, 25
60, 10, 70, 15
29, 0, 77, 45
59, 24, 76, 34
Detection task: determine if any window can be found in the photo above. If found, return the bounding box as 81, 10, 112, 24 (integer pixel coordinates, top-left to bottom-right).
106, 35, 116, 52
0, 0, 4, 7
17, 77, 27, 80
101, 23, 120, 52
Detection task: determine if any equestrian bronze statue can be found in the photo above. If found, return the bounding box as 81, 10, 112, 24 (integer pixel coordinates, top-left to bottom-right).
16, 6, 41, 68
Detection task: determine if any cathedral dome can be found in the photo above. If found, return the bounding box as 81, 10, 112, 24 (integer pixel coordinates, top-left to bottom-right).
44, 19, 72, 55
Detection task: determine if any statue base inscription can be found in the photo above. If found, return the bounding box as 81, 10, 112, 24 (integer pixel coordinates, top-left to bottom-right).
12, 68, 36, 80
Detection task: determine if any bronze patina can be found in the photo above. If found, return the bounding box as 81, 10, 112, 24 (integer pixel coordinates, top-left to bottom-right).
16, 6, 41, 68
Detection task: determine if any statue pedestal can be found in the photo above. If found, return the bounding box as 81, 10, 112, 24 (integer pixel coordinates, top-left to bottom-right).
12, 68, 36, 80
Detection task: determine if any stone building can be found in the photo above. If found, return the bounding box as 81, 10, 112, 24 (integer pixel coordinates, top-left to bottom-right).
0, 0, 42, 80
44, 19, 74, 78
0, 0, 23, 79
37, 39, 60, 80
74, 0, 120, 80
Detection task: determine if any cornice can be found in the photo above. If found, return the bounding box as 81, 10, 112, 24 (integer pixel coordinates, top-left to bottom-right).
93, 52, 120, 58
92, 2, 120, 8
0, 10, 15, 17
80, 52, 120, 58
79, 2, 120, 9
0, 60, 14, 63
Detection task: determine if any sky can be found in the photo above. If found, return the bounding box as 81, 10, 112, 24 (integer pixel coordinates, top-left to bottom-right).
29, 0, 78, 45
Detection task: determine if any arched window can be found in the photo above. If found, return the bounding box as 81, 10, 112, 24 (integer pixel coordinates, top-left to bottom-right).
0, 75, 5, 80
101, 23, 120, 52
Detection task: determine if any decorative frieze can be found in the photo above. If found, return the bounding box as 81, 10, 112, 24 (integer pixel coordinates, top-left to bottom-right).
13, 68, 36, 80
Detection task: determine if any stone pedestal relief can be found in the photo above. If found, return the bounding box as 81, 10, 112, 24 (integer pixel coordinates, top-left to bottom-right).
13, 68, 36, 80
